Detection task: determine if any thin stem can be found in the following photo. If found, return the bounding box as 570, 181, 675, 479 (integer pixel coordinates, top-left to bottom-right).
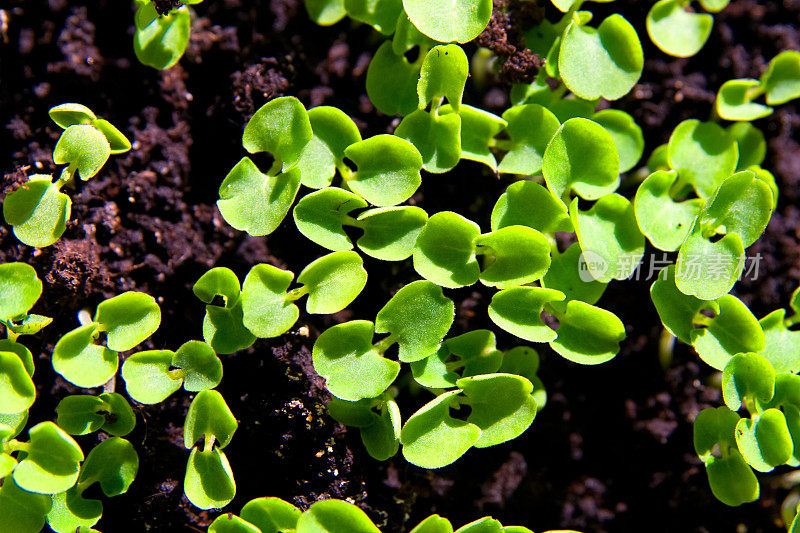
373, 333, 398, 355
55, 166, 75, 189
285, 285, 310, 302
337, 162, 354, 182
203, 435, 217, 454
76, 477, 96, 495
658, 329, 676, 371
692, 314, 714, 327
168, 368, 187, 381
6, 440, 30, 454
267, 158, 283, 177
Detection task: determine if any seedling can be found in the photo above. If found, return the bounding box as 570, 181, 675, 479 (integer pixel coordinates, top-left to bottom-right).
183, 390, 238, 509
193, 268, 256, 354
716, 51, 800, 121
56, 392, 136, 436
46, 437, 139, 533
52, 292, 161, 388
133, 0, 203, 70
3, 104, 130, 247
646, 0, 729, 58
122, 340, 223, 404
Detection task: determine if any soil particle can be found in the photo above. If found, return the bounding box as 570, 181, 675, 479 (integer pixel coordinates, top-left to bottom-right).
231, 57, 291, 116
477, 0, 544, 85
48, 7, 101, 80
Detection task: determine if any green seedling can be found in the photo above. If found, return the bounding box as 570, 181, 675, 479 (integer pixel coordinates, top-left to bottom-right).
440, 104, 507, 171
56, 392, 136, 436
646, 0, 729, 58
0, 263, 49, 341
183, 390, 238, 509
122, 340, 223, 404
0, 477, 52, 533
716, 51, 800, 121
1, 421, 83, 494
402, 0, 492, 44
46, 437, 139, 533
133, 0, 203, 70
494, 104, 561, 176
52, 292, 161, 388
241, 251, 367, 338
0, 344, 36, 415
3, 104, 130, 247
193, 268, 255, 354
296, 106, 362, 189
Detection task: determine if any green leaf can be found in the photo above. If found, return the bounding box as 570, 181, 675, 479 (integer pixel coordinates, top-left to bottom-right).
0, 263, 41, 322
327, 398, 380, 428
475, 226, 551, 288
412, 211, 481, 288
490, 181, 571, 234
133, 3, 191, 70
674, 224, 744, 301
79, 437, 139, 496
722, 353, 775, 411
47, 485, 102, 533
345, 0, 402, 34
343, 135, 423, 207
294, 188, 369, 251
549, 300, 626, 365
240, 497, 303, 533
694, 405, 740, 457
647, 143, 670, 171
95, 291, 161, 351
571, 194, 644, 282
395, 110, 462, 174
242, 97, 313, 170
541, 243, 607, 307
0, 351, 35, 415
410, 515, 454, 533
375, 280, 455, 362
121, 350, 183, 404
241, 264, 299, 338
698, 0, 729, 12
400, 390, 481, 468
13, 422, 83, 494
454, 517, 503, 533
417, 44, 469, 111
193, 265, 242, 306
218, 158, 302, 237
759, 309, 800, 375
559, 14, 643, 101
97, 392, 136, 436
444, 330, 503, 378
3, 175, 71, 248
488, 287, 565, 343
296, 106, 362, 189
591, 109, 644, 172
0, 340, 33, 377
91, 119, 132, 154
402, 0, 493, 43
312, 320, 401, 401
52, 323, 118, 388
393, 11, 436, 55
209, 514, 262, 533
297, 251, 367, 314
646, 0, 712, 58
194, 268, 255, 355
699, 170, 774, 247
356, 206, 428, 261
305, 0, 346, 25
716, 79, 773, 121
736, 408, 793, 472
53, 125, 111, 180
361, 399, 401, 460
184, 390, 238, 450
4, 314, 52, 337
296, 499, 381, 533
667, 119, 739, 199
173, 341, 223, 392
498, 347, 544, 406
0, 478, 52, 533
634, 170, 703, 251
650, 264, 709, 344
184, 447, 236, 510
690, 295, 765, 371
497, 104, 561, 176
458, 374, 537, 447
761, 50, 800, 105
542, 117, 620, 200
48, 103, 96, 129
440, 104, 506, 170
0, 411, 29, 440
410, 346, 459, 389
366, 41, 421, 116
55, 396, 106, 435
729, 122, 766, 171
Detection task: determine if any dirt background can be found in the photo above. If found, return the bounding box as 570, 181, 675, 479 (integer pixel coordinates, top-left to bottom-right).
1, 0, 799, 531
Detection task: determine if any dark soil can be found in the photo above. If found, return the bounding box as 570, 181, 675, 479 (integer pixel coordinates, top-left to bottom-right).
1, 0, 799, 532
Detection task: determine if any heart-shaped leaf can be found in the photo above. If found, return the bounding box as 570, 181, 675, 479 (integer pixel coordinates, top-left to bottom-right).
591, 109, 644, 172
240, 497, 303, 533
296, 251, 367, 314
95, 291, 161, 352
194, 268, 255, 355
634, 170, 703, 251
360, 399, 401, 460
91, 119, 131, 154
366, 41, 421, 116
716, 79, 773, 121
646, 0, 712, 58
242, 97, 313, 170
736, 408, 793, 472
402, 0, 493, 43
445, 330, 503, 378
759, 309, 800, 375
133, 3, 191, 70
184, 390, 237, 452
490, 181, 571, 234
488, 287, 565, 343
559, 14, 643, 101
184, 447, 236, 510
344, 135, 423, 206
52, 323, 118, 388
542, 117, 620, 200
690, 295, 765, 370
13, 422, 84, 494
549, 300, 626, 365
312, 320, 401, 401
294, 188, 368, 251
53, 125, 111, 181
0, 340, 34, 377
49, 103, 96, 129
121, 350, 183, 404
296, 498, 381, 533
375, 280, 455, 363
413, 211, 481, 288
476, 226, 551, 288
241, 264, 299, 338
675, 224, 744, 301
417, 44, 469, 111
217, 158, 302, 237
497, 104, 561, 176
0, 351, 35, 415
722, 353, 775, 411
3, 175, 71, 248
667, 119, 739, 199
172, 341, 223, 392
395, 110, 462, 174
356, 206, 428, 261
345, 0, 402, 34
698, 170, 773, 247
296, 106, 362, 189
78, 437, 139, 496
0, 263, 42, 322
650, 265, 711, 344
457, 374, 537, 447
440, 104, 506, 170
56, 392, 135, 436
760, 50, 800, 105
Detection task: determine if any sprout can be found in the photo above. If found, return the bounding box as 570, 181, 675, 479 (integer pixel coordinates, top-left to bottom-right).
52, 292, 161, 388
56, 392, 136, 436
122, 341, 222, 404
133, 0, 203, 70
193, 268, 255, 355
183, 390, 238, 509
